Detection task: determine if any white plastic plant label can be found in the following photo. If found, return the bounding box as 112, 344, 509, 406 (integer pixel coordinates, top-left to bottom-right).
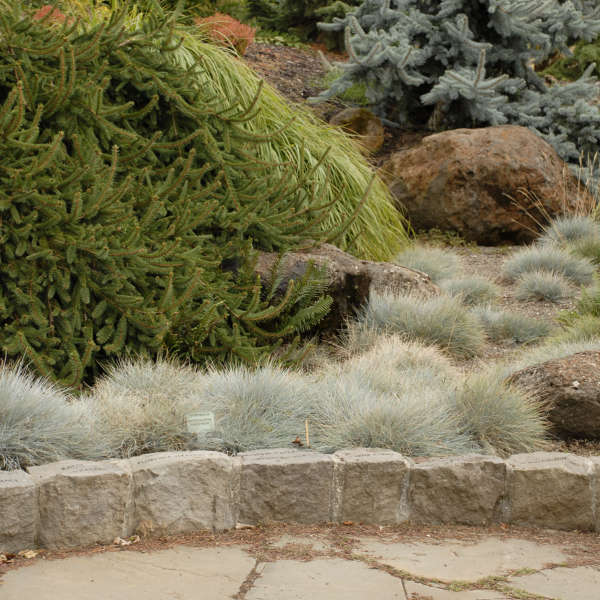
185, 412, 216, 435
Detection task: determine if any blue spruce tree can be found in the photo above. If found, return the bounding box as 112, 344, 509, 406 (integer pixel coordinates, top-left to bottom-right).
313, 0, 600, 164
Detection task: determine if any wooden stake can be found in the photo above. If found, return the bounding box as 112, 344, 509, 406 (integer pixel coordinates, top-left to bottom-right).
305, 418, 310, 448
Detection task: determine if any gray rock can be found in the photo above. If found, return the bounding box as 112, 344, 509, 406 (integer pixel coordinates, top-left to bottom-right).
29, 459, 132, 549
591, 456, 600, 533
0, 470, 37, 553
239, 449, 334, 524
255, 243, 437, 334
129, 451, 239, 536
408, 455, 507, 525
508, 351, 600, 439
507, 452, 595, 530
333, 449, 410, 525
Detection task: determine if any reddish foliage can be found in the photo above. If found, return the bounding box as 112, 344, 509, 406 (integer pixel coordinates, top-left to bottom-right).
33, 4, 68, 23
194, 13, 256, 56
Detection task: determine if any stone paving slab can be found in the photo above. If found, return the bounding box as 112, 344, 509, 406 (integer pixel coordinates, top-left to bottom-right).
356, 537, 567, 582
507, 566, 600, 600
245, 558, 405, 599
1, 529, 599, 600
404, 581, 509, 599
0, 546, 255, 600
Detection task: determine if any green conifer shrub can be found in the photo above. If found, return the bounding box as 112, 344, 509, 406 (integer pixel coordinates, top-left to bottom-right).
247, 0, 361, 48
313, 0, 600, 165
0, 3, 342, 385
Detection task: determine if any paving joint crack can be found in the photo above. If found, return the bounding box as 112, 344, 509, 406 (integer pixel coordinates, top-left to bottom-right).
232, 558, 264, 600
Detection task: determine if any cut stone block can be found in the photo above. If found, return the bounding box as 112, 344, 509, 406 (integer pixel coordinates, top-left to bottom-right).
239, 449, 334, 524
408, 454, 507, 525
507, 452, 594, 530
333, 448, 410, 525
129, 451, 239, 536
591, 456, 600, 533
0, 470, 37, 553
29, 459, 132, 549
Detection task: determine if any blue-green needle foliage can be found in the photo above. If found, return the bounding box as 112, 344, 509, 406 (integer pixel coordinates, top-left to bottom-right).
472, 306, 551, 344
0, 362, 108, 470
539, 215, 600, 247
515, 271, 572, 303
395, 246, 461, 284
313, 0, 600, 166
503, 246, 595, 286
359, 292, 486, 357
440, 276, 500, 306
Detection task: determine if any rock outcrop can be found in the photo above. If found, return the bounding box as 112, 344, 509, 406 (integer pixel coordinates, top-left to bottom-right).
380, 125, 583, 244
255, 243, 438, 333
509, 351, 600, 439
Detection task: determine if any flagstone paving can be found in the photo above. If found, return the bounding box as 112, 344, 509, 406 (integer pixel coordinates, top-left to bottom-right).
1, 525, 599, 599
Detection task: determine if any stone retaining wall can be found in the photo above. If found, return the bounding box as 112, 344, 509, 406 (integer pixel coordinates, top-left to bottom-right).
2, 449, 599, 552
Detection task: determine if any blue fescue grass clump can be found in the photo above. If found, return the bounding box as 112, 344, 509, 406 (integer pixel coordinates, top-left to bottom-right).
394, 246, 461, 284
0, 362, 108, 470
569, 236, 600, 265
471, 306, 552, 344
514, 270, 572, 303
87, 358, 207, 457
359, 292, 486, 358
193, 364, 315, 454
440, 276, 500, 306
451, 370, 549, 456
539, 215, 600, 247
502, 246, 595, 286
310, 335, 549, 457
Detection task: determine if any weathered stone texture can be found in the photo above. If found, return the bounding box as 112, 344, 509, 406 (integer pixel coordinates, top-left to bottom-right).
408, 455, 507, 525
29, 459, 132, 549
0, 470, 37, 553
239, 449, 334, 524
129, 451, 240, 536
507, 452, 595, 530
381, 125, 582, 244
333, 449, 410, 524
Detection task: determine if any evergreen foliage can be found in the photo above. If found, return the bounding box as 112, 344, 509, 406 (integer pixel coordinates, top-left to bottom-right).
313, 0, 600, 164
247, 0, 361, 48
0, 3, 340, 386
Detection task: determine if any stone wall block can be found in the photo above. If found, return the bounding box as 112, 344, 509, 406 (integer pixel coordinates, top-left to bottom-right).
333, 449, 411, 524
0, 470, 37, 553
29, 459, 132, 549
129, 451, 240, 536
408, 455, 507, 525
239, 449, 334, 524
507, 452, 595, 530
590, 457, 600, 533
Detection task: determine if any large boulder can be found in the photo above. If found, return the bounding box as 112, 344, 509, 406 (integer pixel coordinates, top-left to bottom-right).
329, 108, 385, 153
380, 125, 582, 244
508, 351, 600, 439
255, 243, 438, 333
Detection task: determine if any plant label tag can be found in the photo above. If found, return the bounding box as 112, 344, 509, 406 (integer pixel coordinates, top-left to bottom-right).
186, 412, 216, 435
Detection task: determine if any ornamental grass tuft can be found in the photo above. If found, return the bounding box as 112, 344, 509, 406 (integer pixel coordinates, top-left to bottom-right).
514, 270, 572, 303
0, 362, 107, 470
502, 246, 594, 286
359, 292, 486, 358
440, 276, 500, 305
471, 306, 551, 344
394, 246, 461, 283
